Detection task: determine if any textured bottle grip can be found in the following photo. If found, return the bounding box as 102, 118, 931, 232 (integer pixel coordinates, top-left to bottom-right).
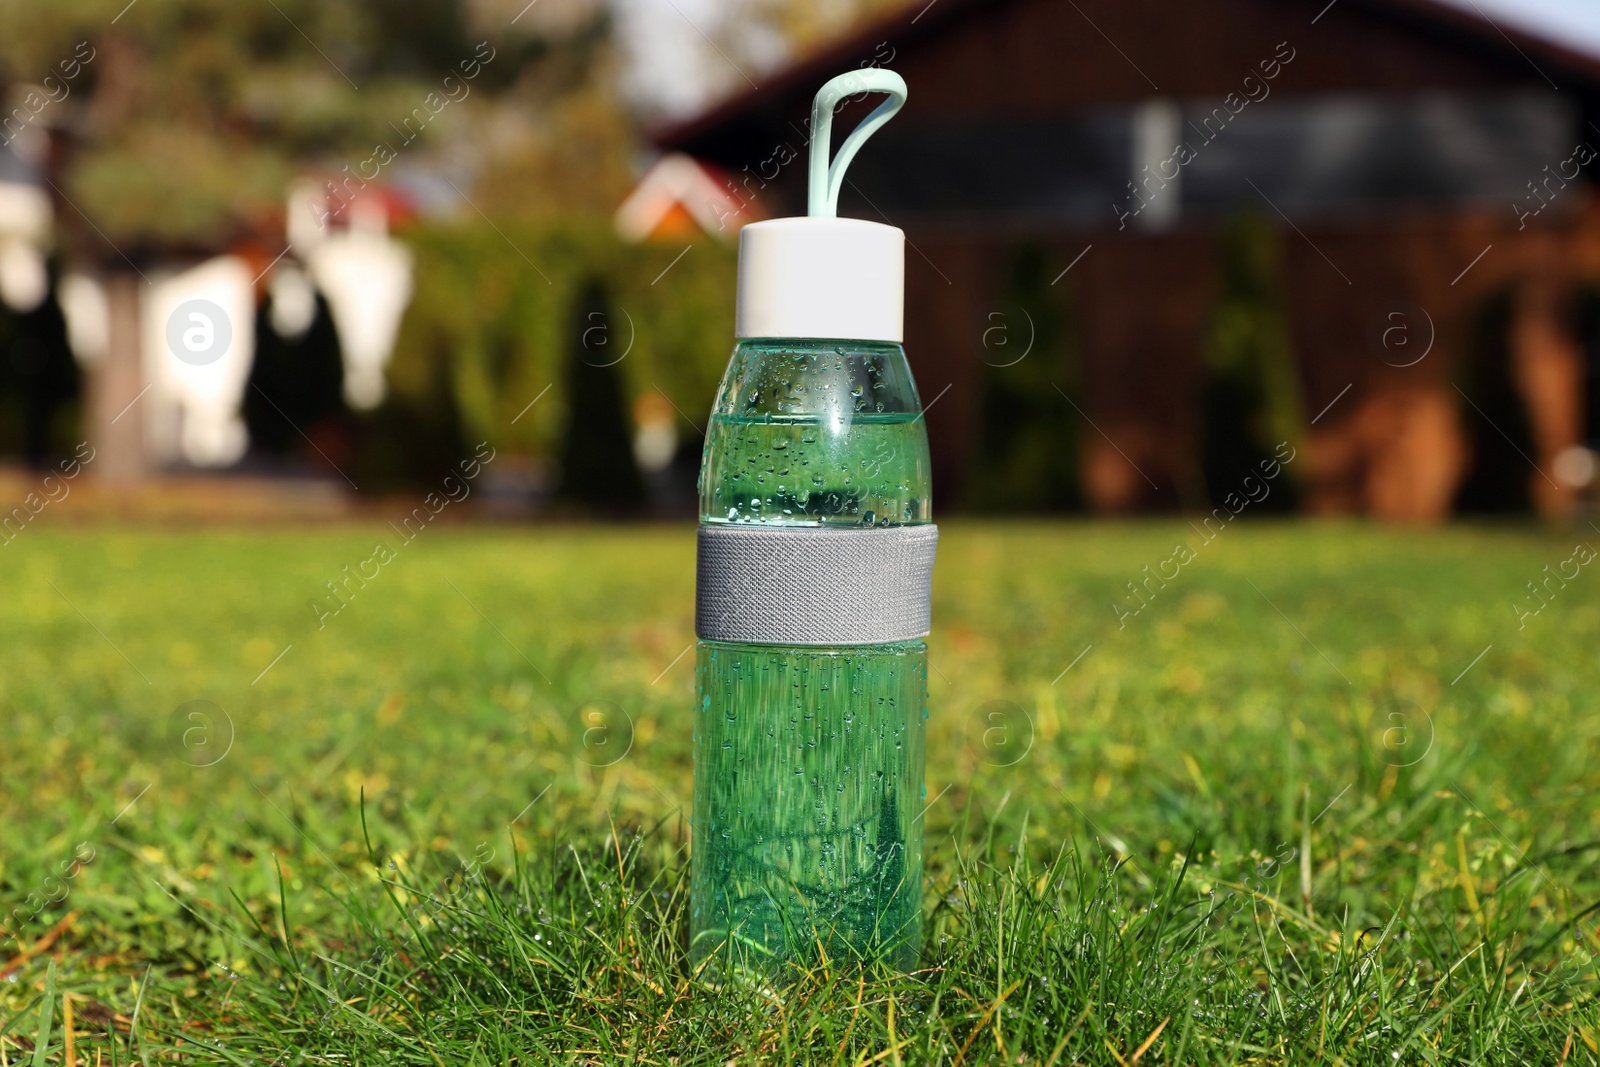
695, 524, 937, 646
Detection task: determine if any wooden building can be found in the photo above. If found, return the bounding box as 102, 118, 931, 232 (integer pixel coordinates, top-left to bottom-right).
652, 0, 1600, 519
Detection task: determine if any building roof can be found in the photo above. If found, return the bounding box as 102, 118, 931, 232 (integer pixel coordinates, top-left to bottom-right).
652, 0, 1600, 156
613, 153, 749, 242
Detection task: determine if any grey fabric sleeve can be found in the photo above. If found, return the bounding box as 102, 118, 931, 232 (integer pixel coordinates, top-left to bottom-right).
695, 524, 938, 646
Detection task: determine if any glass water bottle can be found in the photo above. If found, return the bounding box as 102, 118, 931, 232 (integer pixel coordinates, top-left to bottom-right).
690, 337, 932, 973
687, 66, 931, 977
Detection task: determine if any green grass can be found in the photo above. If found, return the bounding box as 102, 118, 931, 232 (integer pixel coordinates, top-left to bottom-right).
1, 520, 1598, 1064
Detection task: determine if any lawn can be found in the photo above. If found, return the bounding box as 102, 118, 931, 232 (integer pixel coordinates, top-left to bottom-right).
1, 520, 1597, 1064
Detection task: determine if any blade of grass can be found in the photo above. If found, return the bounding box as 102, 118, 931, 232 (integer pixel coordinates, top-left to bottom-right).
30, 960, 55, 1067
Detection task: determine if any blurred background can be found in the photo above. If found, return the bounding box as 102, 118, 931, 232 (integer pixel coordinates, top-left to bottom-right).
8, 4, 1600, 1057
2, 0, 1600, 523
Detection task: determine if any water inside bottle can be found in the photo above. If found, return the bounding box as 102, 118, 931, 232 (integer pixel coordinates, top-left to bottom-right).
699, 412, 930, 526
690, 638, 926, 971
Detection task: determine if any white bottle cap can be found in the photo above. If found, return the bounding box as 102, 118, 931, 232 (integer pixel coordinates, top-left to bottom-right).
733, 68, 908, 344
735, 217, 903, 343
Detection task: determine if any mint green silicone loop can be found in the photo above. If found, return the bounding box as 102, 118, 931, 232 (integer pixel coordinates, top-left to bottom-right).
807, 69, 908, 218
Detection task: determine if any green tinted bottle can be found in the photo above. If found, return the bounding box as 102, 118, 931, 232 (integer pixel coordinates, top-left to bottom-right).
689, 66, 929, 977
691, 339, 932, 973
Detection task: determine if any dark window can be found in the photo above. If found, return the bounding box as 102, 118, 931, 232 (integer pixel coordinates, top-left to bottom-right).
837, 92, 1575, 228
1181, 92, 1576, 219
839, 114, 1132, 226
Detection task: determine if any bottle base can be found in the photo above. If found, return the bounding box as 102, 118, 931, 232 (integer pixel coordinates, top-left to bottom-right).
690, 639, 928, 974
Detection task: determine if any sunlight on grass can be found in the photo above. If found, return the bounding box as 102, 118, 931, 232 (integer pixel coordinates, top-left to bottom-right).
1, 522, 1597, 1063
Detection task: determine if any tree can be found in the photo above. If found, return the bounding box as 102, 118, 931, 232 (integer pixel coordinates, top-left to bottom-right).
0, 0, 624, 250
964, 243, 1083, 512
1199, 214, 1305, 512
0, 0, 626, 471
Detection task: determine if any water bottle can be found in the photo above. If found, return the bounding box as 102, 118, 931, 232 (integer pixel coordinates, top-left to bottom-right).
690, 69, 936, 974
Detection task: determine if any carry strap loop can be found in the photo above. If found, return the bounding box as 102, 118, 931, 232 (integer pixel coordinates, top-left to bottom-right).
807, 69, 908, 218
